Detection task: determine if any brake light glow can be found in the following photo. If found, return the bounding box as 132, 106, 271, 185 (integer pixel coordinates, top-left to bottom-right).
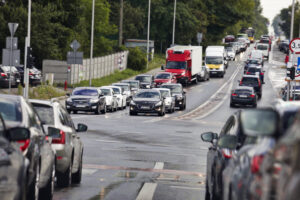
52, 130, 66, 144
247, 72, 251, 74
0, 73, 7, 77
232, 93, 237, 96
250, 94, 255, 98
222, 149, 233, 159
17, 139, 30, 152
260, 72, 264, 75
251, 155, 264, 173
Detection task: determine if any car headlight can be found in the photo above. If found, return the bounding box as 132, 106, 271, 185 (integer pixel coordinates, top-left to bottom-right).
181, 72, 185, 76
146, 85, 150, 89
90, 99, 98, 103
155, 101, 162, 106
176, 95, 183, 100
165, 100, 171, 105
66, 98, 72, 103
130, 101, 136, 106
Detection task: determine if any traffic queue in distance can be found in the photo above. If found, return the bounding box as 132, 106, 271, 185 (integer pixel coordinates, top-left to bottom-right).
200, 34, 300, 200
66, 44, 237, 117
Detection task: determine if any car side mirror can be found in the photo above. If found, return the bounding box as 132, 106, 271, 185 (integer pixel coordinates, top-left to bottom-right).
77, 123, 88, 132
99, 94, 104, 98
7, 127, 30, 141
66, 93, 70, 97
217, 135, 238, 150
161, 65, 165, 70
201, 132, 218, 143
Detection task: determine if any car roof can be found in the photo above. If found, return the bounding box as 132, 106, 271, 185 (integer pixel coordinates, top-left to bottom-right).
161, 83, 182, 86
99, 86, 112, 90
122, 80, 139, 83
242, 75, 259, 78
74, 87, 98, 90
113, 83, 129, 86
156, 88, 171, 91
29, 99, 52, 106
136, 74, 152, 77
0, 94, 23, 101
235, 86, 254, 91
108, 86, 121, 89
274, 100, 300, 114
137, 89, 160, 93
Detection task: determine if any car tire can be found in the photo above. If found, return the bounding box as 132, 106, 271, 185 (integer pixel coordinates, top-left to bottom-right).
220, 73, 224, 78
230, 103, 235, 108
205, 179, 210, 200
73, 110, 77, 114
130, 111, 137, 116
95, 105, 101, 115
253, 103, 257, 108
101, 105, 107, 114
57, 160, 72, 188
27, 162, 40, 200
67, 110, 71, 114
72, 154, 83, 184
39, 162, 55, 200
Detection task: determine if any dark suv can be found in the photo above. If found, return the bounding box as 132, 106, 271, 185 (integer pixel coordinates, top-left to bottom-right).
135, 74, 154, 89
239, 75, 262, 98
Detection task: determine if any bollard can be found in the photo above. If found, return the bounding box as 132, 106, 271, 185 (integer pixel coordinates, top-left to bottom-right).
64, 80, 67, 91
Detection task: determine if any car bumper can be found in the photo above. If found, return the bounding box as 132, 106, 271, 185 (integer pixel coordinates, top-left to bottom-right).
51, 144, 72, 173
209, 70, 224, 76
130, 105, 162, 113
231, 97, 256, 104
29, 78, 41, 85
176, 77, 189, 84
175, 99, 184, 107
66, 103, 98, 111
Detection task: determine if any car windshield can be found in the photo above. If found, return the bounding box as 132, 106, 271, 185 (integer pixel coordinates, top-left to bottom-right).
248, 60, 259, 64
236, 89, 252, 94
0, 99, 22, 122
206, 57, 223, 65
135, 76, 151, 83
32, 104, 54, 125
257, 45, 268, 50
111, 88, 120, 94
161, 85, 182, 93
136, 91, 160, 99
159, 90, 171, 97
73, 89, 98, 96
1, 66, 11, 72
155, 73, 171, 79
282, 111, 298, 133
248, 68, 258, 73
114, 85, 129, 91
242, 77, 259, 84
226, 48, 233, 52
100, 89, 111, 96
166, 61, 186, 70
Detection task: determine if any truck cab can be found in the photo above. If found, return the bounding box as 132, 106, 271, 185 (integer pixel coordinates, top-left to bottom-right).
205, 46, 227, 78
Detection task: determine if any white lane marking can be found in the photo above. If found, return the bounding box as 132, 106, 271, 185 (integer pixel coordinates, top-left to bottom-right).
96, 139, 121, 143
135, 162, 164, 200
121, 131, 143, 134
82, 168, 97, 175
170, 186, 203, 190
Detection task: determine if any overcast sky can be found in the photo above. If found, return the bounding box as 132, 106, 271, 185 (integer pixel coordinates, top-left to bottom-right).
260, 0, 292, 34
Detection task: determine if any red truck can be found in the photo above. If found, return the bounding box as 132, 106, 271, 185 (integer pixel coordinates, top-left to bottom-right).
162, 46, 204, 85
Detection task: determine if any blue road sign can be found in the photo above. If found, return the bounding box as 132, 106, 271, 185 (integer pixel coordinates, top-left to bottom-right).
298, 57, 300, 71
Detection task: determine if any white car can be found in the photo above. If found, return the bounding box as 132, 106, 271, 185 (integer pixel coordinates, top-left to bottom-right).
156, 88, 175, 113
98, 87, 118, 112
112, 83, 132, 105
108, 86, 127, 110
256, 43, 269, 59
226, 47, 236, 61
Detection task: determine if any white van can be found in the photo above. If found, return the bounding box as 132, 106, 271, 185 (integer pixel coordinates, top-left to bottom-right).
256, 43, 269, 59
205, 46, 227, 78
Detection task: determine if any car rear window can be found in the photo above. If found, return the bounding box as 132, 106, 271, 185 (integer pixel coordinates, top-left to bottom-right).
257, 45, 268, 50
242, 77, 259, 84
32, 104, 54, 125
235, 89, 252, 94
248, 68, 257, 73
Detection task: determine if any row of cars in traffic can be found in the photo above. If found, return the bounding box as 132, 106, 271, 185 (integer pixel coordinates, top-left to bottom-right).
230, 35, 272, 108
0, 94, 88, 200
0, 65, 41, 88
65, 72, 187, 117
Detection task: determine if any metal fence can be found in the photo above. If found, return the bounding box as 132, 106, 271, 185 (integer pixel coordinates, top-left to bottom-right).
42, 51, 129, 84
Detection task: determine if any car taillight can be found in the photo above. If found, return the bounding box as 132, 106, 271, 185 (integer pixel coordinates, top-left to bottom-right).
29, 73, 34, 76
247, 72, 251, 74
240, 80, 242, 85
222, 149, 233, 159
1, 73, 7, 77
231, 93, 237, 96
250, 94, 255, 98
17, 139, 30, 152
251, 155, 264, 173
260, 72, 264, 75
52, 130, 66, 144
258, 80, 261, 87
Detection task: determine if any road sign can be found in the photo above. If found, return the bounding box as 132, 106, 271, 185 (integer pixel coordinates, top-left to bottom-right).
6, 37, 18, 49
2, 49, 20, 66
289, 38, 300, 54
197, 32, 203, 44
8, 23, 18, 36
67, 51, 83, 65
70, 40, 80, 51
297, 57, 300, 71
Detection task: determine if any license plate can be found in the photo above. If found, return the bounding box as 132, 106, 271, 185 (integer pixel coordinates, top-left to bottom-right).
141, 106, 150, 110
16, 80, 20, 82
239, 95, 247, 98
76, 105, 87, 108
211, 71, 217, 74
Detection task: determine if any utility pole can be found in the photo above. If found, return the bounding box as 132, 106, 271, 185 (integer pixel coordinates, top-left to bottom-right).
146, 0, 151, 69
24, 0, 31, 99
89, 0, 95, 87
119, 0, 123, 47
172, 0, 177, 46
290, 0, 295, 45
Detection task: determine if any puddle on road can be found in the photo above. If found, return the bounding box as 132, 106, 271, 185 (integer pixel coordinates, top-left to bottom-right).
116, 171, 137, 179
88, 182, 122, 200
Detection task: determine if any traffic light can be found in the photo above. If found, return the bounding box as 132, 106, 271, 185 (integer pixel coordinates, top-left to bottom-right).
287, 67, 296, 80
27, 47, 35, 68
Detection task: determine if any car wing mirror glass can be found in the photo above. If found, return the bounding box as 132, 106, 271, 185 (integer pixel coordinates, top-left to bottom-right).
77, 123, 88, 132
217, 135, 238, 150
7, 127, 30, 141
66, 93, 70, 97
201, 132, 217, 143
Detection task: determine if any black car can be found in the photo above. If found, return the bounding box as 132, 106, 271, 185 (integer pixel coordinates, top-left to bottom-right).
0, 94, 56, 200
135, 74, 154, 89
160, 83, 186, 110
230, 86, 257, 107
15, 65, 25, 85
201, 110, 247, 200
0, 114, 30, 200
29, 67, 42, 86
66, 87, 106, 114
129, 89, 165, 116
239, 75, 262, 98
0, 66, 17, 88
246, 66, 265, 83
121, 80, 140, 95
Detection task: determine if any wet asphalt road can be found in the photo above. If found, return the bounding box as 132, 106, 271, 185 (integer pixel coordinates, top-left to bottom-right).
53, 44, 281, 200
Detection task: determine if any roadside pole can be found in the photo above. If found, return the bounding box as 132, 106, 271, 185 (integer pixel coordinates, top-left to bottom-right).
89, 0, 95, 87
146, 0, 151, 69
172, 0, 177, 46
8, 23, 18, 92
24, 0, 31, 99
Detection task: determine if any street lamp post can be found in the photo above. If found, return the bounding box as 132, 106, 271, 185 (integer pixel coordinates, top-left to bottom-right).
146, 0, 151, 69
24, 0, 31, 99
172, 0, 177, 46
89, 0, 95, 86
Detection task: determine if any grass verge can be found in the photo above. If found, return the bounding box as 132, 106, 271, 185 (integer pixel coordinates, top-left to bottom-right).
18, 84, 66, 100
73, 54, 165, 87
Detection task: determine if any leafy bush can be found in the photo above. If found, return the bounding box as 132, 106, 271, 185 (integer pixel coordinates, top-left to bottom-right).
29, 85, 66, 100
127, 47, 147, 71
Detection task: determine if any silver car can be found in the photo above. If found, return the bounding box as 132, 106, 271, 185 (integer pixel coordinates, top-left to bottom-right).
156, 88, 175, 113
30, 100, 87, 187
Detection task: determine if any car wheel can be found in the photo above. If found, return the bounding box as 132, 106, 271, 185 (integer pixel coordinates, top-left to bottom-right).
205, 179, 210, 200
57, 160, 72, 187
28, 162, 40, 200
230, 103, 235, 108
194, 76, 198, 84
72, 154, 83, 184
101, 105, 107, 114
39, 162, 55, 200
94, 105, 100, 115
67, 109, 71, 114
130, 111, 137, 116
73, 110, 77, 114
253, 103, 257, 108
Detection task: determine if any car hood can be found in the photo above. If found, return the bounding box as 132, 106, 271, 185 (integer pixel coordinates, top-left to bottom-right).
70, 95, 97, 100
132, 98, 160, 103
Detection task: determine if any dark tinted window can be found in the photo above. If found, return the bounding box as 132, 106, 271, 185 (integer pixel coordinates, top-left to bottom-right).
235, 89, 252, 94
206, 57, 223, 65
135, 76, 151, 83
282, 111, 298, 133
100, 89, 111, 96
0, 99, 22, 122
242, 77, 259, 84
111, 88, 121, 94
155, 73, 171, 79
136, 91, 160, 99
159, 90, 171, 97
166, 61, 186, 70
73, 89, 98, 96
248, 60, 259, 64
32, 104, 54, 125
161, 85, 182, 93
